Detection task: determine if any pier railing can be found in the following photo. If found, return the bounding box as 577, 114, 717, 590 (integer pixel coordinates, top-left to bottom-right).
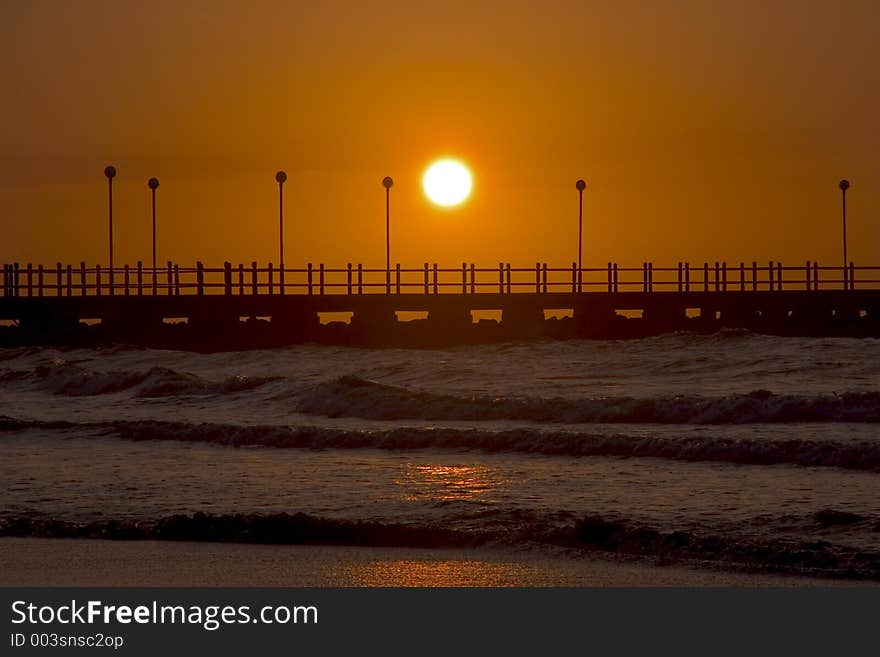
2, 261, 879, 298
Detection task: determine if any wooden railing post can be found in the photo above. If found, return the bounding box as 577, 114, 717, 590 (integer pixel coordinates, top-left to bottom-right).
37, 264, 44, 297
357, 264, 363, 295
703, 263, 709, 292
739, 262, 745, 292
252, 262, 258, 295
777, 262, 783, 290
849, 262, 855, 290
224, 262, 232, 296
677, 262, 682, 292
714, 261, 719, 292
498, 262, 504, 294
95, 265, 102, 296
396, 263, 401, 294
320, 263, 325, 295
267, 263, 274, 295
66, 265, 72, 296
609, 262, 614, 293
123, 264, 130, 296
643, 262, 648, 293
571, 262, 577, 293
462, 262, 467, 294
768, 261, 774, 292
805, 260, 811, 291
238, 264, 244, 295
196, 262, 204, 295
613, 263, 619, 293
174, 265, 180, 295
306, 263, 312, 296
167, 261, 173, 295
722, 262, 727, 292
813, 262, 819, 290
506, 263, 511, 294
433, 263, 439, 294
649, 262, 654, 292
56, 262, 62, 297
108, 262, 114, 297
469, 263, 475, 294
426, 263, 431, 295
752, 261, 757, 291
535, 262, 540, 293
26, 263, 33, 297
348, 263, 353, 295
137, 261, 143, 296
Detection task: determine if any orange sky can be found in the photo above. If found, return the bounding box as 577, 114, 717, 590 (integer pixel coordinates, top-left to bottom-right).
1, 0, 877, 270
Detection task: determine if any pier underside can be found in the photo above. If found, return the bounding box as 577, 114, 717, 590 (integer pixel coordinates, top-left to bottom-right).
1, 291, 877, 350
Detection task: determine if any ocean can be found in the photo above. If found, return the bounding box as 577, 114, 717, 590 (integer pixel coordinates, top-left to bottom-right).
1, 331, 879, 581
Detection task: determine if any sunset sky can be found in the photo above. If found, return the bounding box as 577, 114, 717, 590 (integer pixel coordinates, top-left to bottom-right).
2, 0, 877, 270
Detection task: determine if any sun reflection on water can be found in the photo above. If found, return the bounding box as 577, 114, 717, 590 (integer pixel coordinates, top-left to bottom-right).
395, 463, 502, 502
347, 559, 534, 587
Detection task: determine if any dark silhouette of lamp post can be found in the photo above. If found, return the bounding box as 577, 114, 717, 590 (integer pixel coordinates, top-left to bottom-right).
839, 179, 850, 290
276, 171, 287, 293
576, 179, 586, 292
148, 177, 160, 293
382, 176, 394, 294
104, 166, 117, 295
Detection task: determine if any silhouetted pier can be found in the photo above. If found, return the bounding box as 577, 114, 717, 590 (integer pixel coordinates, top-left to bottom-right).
2, 260, 879, 348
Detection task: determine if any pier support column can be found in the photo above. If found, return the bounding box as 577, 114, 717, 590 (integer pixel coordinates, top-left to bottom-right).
642, 304, 687, 333
272, 310, 320, 341
102, 311, 162, 340
572, 301, 619, 337
18, 309, 81, 342
350, 306, 400, 345
501, 303, 545, 338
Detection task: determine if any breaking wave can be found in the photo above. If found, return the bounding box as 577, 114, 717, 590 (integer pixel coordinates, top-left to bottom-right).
0, 363, 278, 397
2, 416, 880, 472
2, 510, 878, 580
295, 376, 880, 424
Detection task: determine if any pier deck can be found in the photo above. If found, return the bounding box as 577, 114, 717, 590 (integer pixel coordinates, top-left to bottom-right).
2, 260, 878, 347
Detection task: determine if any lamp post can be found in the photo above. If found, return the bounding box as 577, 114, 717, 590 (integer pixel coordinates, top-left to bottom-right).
839, 179, 850, 290
382, 176, 394, 294
576, 179, 586, 292
148, 177, 159, 292
276, 171, 287, 293
104, 165, 117, 294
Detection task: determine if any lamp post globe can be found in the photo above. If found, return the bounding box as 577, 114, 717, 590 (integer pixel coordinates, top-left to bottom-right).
839, 179, 850, 192
104, 165, 117, 180
148, 177, 159, 190
382, 176, 394, 189
276, 171, 287, 185
576, 179, 586, 191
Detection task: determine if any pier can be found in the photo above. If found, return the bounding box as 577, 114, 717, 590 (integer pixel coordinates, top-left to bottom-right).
2, 260, 879, 349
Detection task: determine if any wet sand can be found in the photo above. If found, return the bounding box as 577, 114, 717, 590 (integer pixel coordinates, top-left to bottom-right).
0, 538, 870, 587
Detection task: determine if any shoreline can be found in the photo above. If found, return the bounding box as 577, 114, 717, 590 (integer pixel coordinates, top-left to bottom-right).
1, 538, 873, 587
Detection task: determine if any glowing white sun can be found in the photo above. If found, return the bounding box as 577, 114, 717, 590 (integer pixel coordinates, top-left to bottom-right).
423, 159, 472, 207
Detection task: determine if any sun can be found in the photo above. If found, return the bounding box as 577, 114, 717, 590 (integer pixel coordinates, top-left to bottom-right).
423, 159, 472, 207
